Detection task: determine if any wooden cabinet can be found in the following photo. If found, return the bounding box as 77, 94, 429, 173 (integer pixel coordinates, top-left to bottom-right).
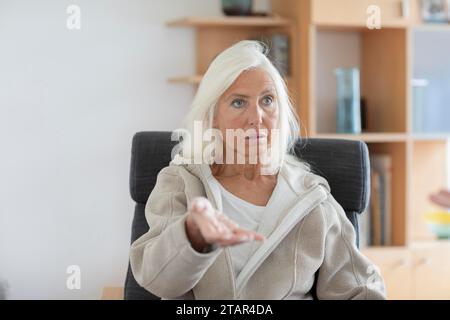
312, 0, 419, 27
413, 243, 450, 300
362, 247, 413, 299
363, 242, 450, 300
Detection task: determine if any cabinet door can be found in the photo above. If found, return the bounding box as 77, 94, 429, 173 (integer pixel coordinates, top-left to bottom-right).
312, 0, 415, 27
362, 247, 413, 299
413, 243, 450, 300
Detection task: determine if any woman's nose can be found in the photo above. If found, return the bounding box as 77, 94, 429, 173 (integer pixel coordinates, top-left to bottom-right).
247, 104, 263, 126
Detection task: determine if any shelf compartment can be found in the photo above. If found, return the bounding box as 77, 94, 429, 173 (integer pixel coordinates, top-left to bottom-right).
313, 28, 408, 134
311, 0, 417, 28
167, 13, 298, 117
368, 141, 408, 247
411, 140, 449, 242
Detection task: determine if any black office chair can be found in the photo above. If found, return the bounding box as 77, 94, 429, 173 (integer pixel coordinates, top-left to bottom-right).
124, 131, 371, 300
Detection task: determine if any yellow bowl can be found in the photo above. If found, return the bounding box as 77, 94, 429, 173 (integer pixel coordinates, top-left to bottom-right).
424, 211, 450, 224
424, 211, 450, 239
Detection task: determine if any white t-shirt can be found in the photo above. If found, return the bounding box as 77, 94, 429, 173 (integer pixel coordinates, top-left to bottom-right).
212, 178, 280, 277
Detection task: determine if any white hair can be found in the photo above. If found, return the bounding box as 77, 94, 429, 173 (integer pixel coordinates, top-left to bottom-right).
176, 40, 301, 168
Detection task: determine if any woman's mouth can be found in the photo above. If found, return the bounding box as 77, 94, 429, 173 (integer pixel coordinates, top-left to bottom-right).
245, 133, 267, 141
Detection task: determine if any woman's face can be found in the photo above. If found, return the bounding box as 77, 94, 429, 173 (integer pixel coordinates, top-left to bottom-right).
213, 68, 279, 163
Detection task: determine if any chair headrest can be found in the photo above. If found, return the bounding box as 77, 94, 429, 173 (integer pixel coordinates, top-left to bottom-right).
129, 132, 177, 205
293, 139, 370, 214
129, 132, 370, 214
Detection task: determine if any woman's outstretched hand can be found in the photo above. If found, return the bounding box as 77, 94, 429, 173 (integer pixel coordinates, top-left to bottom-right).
430, 189, 450, 209
185, 197, 265, 253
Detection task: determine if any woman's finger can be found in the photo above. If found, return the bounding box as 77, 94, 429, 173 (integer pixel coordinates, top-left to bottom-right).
191, 206, 236, 243
216, 234, 257, 247
216, 229, 266, 247
199, 223, 252, 246
190, 199, 222, 230
217, 212, 240, 230
190, 197, 215, 215
196, 216, 234, 243
216, 236, 251, 247
190, 198, 265, 246
232, 227, 265, 240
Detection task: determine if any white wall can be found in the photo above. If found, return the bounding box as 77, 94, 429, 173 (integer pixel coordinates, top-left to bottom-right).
0, 0, 222, 299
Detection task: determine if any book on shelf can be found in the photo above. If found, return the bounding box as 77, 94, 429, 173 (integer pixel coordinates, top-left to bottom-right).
359, 154, 392, 248
371, 170, 383, 246
256, 34, 290, 77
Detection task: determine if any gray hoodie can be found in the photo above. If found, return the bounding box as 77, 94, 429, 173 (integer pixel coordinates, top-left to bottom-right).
129, 155, 386, 300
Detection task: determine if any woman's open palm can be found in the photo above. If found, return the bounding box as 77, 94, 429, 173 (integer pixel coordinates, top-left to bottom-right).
187, 197, 265, 248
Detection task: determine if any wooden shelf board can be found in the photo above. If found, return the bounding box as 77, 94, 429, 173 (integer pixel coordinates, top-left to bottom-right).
168, 75, 203, 84
314, 23, 450, 32
167, 16, 293, 28
413, 24, 450, 32
411, 133, 450, 141
314, 23, 407, 32
315, 24, 367, 32
313, 133, 408, 143
361, 245, 407, 250
410, 240, 450, 248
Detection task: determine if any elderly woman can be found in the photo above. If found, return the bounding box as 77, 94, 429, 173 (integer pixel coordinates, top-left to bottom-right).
130, 41, 386, 300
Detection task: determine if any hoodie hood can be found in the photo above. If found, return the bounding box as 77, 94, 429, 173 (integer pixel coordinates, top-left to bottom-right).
171, 153, 331, 198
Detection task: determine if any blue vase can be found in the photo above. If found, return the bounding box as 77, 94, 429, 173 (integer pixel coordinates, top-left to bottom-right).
335, 68, 362, 134
412, 79, 429, 133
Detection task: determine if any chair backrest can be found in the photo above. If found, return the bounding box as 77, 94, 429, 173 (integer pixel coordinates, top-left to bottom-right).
124, 131, 371, 300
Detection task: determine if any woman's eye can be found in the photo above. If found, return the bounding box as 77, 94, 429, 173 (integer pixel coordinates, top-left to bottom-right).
262, 96, 274, 106
231, 99, 246, 108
